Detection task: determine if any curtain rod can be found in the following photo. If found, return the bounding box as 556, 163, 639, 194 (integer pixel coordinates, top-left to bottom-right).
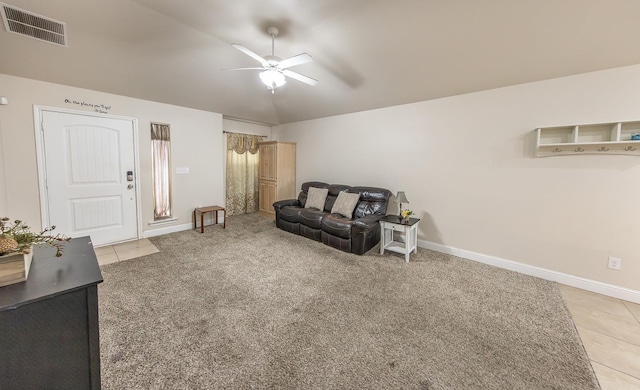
223, 131, 266, 136
222, 115, 276, 127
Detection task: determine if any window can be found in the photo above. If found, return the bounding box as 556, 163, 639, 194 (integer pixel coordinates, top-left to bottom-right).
151, 123, 172, 220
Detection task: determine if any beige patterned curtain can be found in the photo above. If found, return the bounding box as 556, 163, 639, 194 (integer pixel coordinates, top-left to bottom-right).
226, 133, 264, 215
151, 123, 171, 219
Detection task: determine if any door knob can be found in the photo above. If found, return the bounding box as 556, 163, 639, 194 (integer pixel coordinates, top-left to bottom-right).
127, 184, 134, 189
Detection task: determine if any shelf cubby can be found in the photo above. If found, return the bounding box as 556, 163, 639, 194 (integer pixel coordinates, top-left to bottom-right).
535, 121, 640, 157
576, 123, 617, 143
620, 121, 640, 141
537, 126, 576, 145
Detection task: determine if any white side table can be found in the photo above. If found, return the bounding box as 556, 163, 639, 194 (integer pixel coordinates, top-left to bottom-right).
379, 215, 420, 263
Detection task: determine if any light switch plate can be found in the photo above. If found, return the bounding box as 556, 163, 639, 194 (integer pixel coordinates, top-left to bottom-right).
176, 167, 189, 174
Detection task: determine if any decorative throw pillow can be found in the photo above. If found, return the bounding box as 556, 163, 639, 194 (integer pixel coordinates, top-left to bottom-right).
331, 192, 360, 218
305, 187, 329, 210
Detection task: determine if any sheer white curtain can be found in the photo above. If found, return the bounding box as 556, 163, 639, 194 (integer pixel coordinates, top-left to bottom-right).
151, 123, 171, 219
226, 133, 263, 215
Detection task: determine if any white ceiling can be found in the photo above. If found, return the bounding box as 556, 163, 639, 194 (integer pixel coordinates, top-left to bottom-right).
2, 0, 640, 125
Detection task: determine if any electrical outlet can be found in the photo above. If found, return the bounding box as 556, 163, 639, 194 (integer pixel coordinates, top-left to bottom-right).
608, 257, 622, 270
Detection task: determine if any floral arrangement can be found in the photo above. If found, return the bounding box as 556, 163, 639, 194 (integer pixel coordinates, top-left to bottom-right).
0, 218, 71, 257
401, 209, 414, 219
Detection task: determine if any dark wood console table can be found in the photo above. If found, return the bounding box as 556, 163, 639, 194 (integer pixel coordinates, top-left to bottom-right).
0, 236, 103, 389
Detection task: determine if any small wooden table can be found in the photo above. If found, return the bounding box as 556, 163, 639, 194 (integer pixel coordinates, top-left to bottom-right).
193, 206, 226, 233
379, 215, 420, 263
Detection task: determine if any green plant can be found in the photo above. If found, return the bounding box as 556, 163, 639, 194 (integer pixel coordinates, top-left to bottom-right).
0, 218, 70, 257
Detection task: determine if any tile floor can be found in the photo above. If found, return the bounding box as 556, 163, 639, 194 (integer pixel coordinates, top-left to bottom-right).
93, 238, 159, 266
91, 242, 639, 389
560, 284, 640, 389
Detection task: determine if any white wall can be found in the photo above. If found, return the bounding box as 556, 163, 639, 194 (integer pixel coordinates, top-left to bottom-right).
0, 74, 224, 237
274, 65, 640, 295
222, 118, 272, 138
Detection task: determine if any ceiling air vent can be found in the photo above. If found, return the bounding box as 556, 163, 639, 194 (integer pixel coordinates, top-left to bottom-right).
0, 3, 67, 47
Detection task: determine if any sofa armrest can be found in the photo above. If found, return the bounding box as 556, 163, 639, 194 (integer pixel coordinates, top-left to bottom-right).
273, 199, 301, 226
273, 199, 301, 210
351, 214, 386, 255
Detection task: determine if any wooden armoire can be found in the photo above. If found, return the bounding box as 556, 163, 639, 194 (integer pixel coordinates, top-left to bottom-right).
258, 141, 296, 217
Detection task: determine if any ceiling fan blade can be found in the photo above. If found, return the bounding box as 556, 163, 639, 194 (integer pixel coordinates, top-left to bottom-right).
278, 53, 313, 69
231, 44, 267, 65
221, 67, 264, 71
283, 69, 318, 86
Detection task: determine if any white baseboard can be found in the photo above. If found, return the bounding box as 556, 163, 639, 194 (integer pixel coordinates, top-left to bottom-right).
143, 222, 193, 238
143, 215, 225, 238
418, 239, 640, 304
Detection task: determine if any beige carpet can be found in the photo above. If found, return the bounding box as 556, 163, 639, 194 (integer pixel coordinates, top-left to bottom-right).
98, 213, 599, 389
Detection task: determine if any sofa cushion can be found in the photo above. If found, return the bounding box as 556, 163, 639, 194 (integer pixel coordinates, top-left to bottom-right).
322, 214, 354, 239
305, 187, 329, 210
299, 208, 327, 229
324, 185, 351, 212
331, 191, 360, 218
298, 182, 329, 208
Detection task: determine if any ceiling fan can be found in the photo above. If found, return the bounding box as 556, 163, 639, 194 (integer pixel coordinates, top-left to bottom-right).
230, 27, 318, 93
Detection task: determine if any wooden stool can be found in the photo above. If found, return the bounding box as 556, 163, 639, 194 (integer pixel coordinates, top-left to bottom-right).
193, 206, 226, 233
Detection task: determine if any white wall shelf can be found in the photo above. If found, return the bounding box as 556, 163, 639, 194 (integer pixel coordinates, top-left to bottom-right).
535, 121, 640, 157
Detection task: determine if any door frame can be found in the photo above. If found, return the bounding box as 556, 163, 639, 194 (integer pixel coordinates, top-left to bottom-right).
33, 105, 143, 244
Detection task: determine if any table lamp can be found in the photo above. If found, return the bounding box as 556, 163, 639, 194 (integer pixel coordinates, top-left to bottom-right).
396, 191, 409, 217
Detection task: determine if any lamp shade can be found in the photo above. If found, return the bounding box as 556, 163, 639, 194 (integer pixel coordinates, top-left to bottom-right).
259, 69, 286, 90
396, 191, 409, 204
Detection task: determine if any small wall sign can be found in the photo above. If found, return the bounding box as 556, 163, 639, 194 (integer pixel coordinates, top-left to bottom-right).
64, 98, 112, 114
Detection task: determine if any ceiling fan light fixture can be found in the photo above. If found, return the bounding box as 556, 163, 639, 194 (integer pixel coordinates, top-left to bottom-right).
229, 26, 316, 92
259, 69, 286, 91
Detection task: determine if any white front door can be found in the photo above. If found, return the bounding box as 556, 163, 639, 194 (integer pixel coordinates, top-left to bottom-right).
40, 110, 138, 246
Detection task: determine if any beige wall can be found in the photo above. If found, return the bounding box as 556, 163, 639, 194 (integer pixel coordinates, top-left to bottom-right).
3, 65, 639, 296
222, 118, 272, 138
274, 65, 640, 293
0, 74, 223, 236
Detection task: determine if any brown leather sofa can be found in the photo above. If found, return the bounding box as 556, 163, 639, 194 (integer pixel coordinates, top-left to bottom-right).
273, 182, 392, 255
